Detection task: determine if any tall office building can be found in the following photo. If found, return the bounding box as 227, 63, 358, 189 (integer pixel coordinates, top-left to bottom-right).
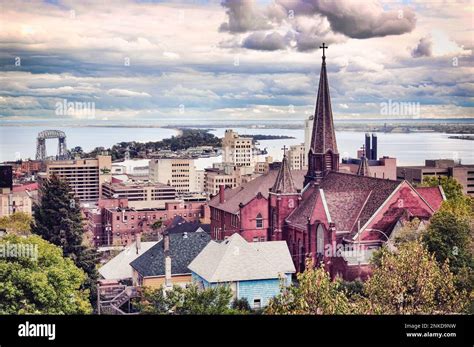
149, 158, 199, 194
38, 155, 112, 202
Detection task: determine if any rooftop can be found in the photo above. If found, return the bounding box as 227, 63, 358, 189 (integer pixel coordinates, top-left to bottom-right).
130, 231, 211, 277
188, 233, 295, 283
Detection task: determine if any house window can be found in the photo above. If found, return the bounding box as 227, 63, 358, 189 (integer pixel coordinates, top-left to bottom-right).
253, 237, 259, 242
253, 298, 261, 309
256, 213, 263, 229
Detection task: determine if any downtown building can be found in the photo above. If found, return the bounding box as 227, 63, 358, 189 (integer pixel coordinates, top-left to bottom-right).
397, 159, 474, 196
37, 155, 112, 203
149, 157, 201, 194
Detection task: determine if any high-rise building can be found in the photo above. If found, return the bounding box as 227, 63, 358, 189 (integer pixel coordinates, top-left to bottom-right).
222, 129, 257, 168
38, 155, 112, 202
288, 144, 307, 170
149, 158, 199, 194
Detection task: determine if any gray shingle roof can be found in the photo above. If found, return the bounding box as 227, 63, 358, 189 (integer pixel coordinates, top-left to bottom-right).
130, 232, 211, 277
188, 233, 295, 283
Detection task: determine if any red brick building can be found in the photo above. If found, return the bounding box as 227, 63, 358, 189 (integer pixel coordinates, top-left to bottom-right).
86, 198, 209, 246
209, 46, 445, 281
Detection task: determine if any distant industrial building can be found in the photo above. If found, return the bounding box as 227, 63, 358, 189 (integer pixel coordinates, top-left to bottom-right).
397, 159, 474, 196
340, 133, 397, 180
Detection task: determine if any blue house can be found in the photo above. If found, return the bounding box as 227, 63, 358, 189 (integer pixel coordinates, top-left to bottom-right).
188, 233, 295, 309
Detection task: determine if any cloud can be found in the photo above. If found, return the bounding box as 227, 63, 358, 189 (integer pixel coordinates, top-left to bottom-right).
412, 36, 433, 58
106, 89, 151, 97
300, 1, 417, 39
219, 0, 416, 52
242, 31, 287, 51
219, 0, 272, 33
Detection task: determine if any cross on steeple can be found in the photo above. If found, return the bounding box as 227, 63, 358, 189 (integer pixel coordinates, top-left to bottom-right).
282, 145, 288, 156
320, 42, 328, 59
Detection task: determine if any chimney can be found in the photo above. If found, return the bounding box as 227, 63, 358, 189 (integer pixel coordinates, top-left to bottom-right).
135, 232, 141, 254
219, 184, 225, 204
163, 231, 172, 288
371, 134, 377, 160
365, 133, 371, 159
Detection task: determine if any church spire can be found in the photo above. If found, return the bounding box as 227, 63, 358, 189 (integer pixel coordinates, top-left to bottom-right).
271, 146, 297, 194
357, 156, 371, 177
304, 42, 339, 186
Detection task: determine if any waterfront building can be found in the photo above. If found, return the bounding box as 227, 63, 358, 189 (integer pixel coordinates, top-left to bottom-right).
288, 144, 307, 170
222, 129, 257, 168
149, 157, 200, 194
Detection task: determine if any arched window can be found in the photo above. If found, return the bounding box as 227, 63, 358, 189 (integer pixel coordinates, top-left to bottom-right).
256, 213, 263, 229
316, 224, 325, 255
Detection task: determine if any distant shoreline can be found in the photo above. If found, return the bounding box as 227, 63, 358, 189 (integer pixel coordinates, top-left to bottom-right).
1, 120, 473, 134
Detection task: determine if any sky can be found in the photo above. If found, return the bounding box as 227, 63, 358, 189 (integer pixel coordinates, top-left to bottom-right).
0, 0, 472, 123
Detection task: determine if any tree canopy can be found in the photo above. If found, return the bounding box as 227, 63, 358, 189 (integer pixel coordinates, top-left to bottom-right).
362, 241, 467, 314
265, 261, 351, 315
0, 234, 92, 314
0, 212, 31, 235
139, 284, 235, 315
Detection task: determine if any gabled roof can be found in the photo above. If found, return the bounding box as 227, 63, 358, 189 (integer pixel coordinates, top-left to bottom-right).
166, 221, 211, 235
188, 233, 295, 283
99, 241, 158, 280
130, 232, 210, 277
209, 169, 305, 214
286, 172, 401, 233
271, 154, 297, 194
414, 186, 445, 211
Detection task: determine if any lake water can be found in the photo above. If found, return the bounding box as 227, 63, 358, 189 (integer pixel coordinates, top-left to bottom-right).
0, 125, 472, 167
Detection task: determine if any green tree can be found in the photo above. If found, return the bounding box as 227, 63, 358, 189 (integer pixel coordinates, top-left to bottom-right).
139, 284, 235, 315
31, 175, 99, 305
423, 204, 472, 275
420, 176, 464, 200
0, 234, 92, 314
265, 260, 351, 315
362, 241, 467, 314
231, 297, 251, 312
31, 175, 83, 255
0, 212, 32, 235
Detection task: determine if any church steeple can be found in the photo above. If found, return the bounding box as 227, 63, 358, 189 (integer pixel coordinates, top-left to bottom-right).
304, 43, 339, 187
271, 146, 297, 194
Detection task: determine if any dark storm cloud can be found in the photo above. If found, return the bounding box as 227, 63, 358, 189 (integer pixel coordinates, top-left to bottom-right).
411, 36, 433, 58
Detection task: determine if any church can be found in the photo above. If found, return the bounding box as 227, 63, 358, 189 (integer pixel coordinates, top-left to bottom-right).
209, 44, 445, 281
